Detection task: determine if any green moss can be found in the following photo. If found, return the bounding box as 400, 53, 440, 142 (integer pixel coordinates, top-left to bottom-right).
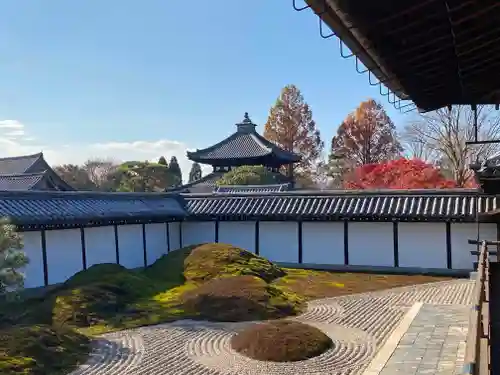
0, 324, 90, 375
52, 283, 133, 328
144, 246, 196, 284
182, 275, 305, 322
183, 243, 286, 283
232, 320, 333, 362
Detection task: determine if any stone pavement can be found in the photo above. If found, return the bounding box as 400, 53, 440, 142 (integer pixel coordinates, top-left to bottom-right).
68, 279, 474, 375
375, 304, 468, 375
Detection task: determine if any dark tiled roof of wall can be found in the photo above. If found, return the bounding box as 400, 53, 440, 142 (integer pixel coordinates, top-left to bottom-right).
183, 189, 497, 222
0, 191, 186, 227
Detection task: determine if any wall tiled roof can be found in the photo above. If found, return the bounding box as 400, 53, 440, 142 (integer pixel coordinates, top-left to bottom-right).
214, 183, 292, 194
0, 189, 497, 227
0, 191, 186, 227
183, 189, 498, 222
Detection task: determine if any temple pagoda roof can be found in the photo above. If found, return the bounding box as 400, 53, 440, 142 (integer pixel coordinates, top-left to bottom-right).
0, 153, 74, 191
186, 113, 301, 166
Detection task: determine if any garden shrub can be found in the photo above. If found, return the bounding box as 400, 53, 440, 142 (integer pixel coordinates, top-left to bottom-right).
182, 275, 304, 322
0, 324, 90, 375
231, 320, 333, 362
183, 243, 286, 283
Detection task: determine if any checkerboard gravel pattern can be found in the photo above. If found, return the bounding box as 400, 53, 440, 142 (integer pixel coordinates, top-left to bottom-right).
68, 279, 474, 375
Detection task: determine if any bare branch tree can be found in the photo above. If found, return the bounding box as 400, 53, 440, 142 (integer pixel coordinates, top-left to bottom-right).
402, 105, 500, 186
83, 158, 118, 189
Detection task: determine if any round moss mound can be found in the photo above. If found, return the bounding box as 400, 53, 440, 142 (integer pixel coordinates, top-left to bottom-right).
64, 263, 155, 298
182, 275, 304, 322
183, 243, 286, 283
53, 283, 134, 327
231, 320, 333, 362
0, 324, 90, 375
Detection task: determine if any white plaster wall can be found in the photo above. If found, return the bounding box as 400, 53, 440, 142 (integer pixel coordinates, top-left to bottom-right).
218, 221, 256, 253
259, 222, 299, 263
398, 223, 447, 268
348, 222, 394, 266
21, 231, 45, 288
450, 223, 497, 270
145, 223, 168, 265
45, 228, 83, 285
168, 222, 181, 251
84, 226, 116, 267
182, 221, 216, 246
302, 222, 344, 265
117, 224, 144, 269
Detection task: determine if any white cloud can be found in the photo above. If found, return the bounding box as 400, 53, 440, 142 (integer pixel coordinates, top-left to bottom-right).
0, 120, 211, 183
0, 120, 25, 129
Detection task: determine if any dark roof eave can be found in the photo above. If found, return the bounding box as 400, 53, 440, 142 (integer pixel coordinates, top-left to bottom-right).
304, 0, 410, 105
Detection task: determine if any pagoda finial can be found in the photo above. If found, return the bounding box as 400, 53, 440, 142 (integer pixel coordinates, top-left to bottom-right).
236, 112, 256, 133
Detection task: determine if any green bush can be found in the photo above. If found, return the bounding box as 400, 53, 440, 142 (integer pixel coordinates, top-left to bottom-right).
0, 324, 90, 375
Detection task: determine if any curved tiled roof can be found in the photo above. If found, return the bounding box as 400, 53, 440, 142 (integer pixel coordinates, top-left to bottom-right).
0, 153, 43, 174
186, 113, 300, 165
0, 172, 48, 191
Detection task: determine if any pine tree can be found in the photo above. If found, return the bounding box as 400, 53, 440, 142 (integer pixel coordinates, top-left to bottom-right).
188, 162, 203, 183
168, 156, 182, 186
158, 156, 168, 166
264, 84, 324, 178
0, 219, 29, 294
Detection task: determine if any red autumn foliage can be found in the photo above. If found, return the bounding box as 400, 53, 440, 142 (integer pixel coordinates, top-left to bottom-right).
344, 158, 458, 189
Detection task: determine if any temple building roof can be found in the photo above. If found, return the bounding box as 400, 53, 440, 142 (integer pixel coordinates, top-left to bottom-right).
186, 113, 301, 167
303, 0, 500, 112
167, 170, 293, 194
0, 153, 74, 191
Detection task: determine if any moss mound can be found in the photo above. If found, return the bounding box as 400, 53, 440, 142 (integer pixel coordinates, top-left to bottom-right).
0, 324, 90, 375
65, 264, 153, 294
182, 275, 304, 322
145, 246, 196, 284
183, 243, 286, 283
231, 320, 333, 362
52, 283, 135, 327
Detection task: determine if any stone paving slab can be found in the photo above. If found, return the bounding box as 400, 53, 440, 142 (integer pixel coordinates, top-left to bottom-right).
377, 304, 469, 375
68, 279, 474, 375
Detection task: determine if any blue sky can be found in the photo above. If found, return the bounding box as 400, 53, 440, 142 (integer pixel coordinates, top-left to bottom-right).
0, 0, 412, 177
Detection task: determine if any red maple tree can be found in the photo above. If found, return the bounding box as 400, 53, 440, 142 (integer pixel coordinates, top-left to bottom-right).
343, 158, 458, 189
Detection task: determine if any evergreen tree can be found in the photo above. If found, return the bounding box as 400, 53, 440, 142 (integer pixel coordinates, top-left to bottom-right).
188, 162, 203, 183
158, 156, 168, 166
0, 219, 29, 294
168, 156, 182, 186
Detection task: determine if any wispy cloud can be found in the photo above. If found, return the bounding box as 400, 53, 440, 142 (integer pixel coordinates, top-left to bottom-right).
0, 119, 210, 183
0, 120, 25, 129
